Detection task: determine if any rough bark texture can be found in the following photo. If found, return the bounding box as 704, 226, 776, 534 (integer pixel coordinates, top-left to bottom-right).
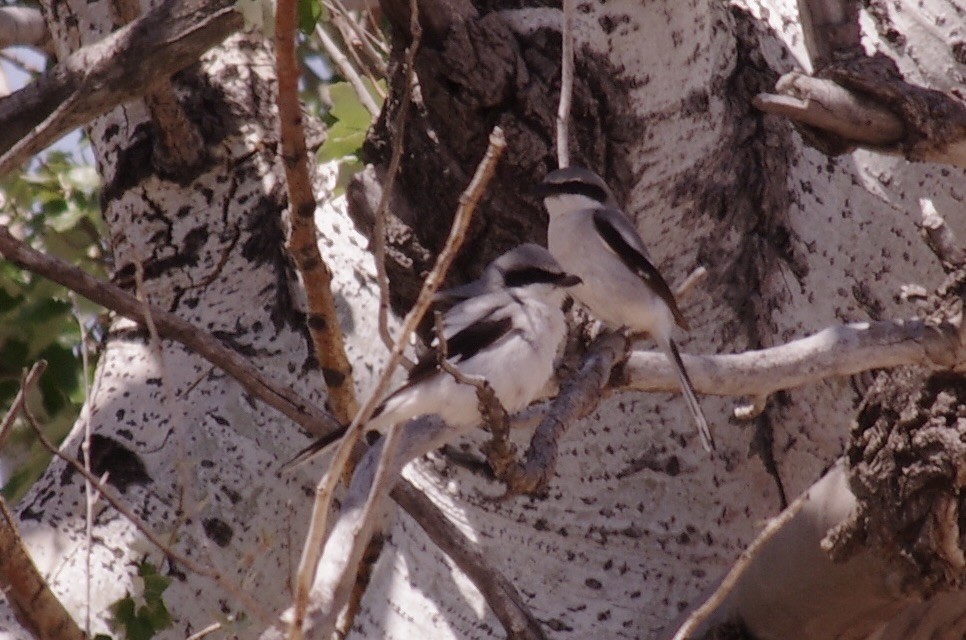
827, 367, 966, 596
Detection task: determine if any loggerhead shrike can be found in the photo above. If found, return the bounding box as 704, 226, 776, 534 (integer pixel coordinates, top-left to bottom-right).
282, 245, 582, 470
535, 166, 715, 452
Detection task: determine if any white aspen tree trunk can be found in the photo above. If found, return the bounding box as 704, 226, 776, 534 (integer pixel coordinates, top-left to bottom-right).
2, 0, 963, 638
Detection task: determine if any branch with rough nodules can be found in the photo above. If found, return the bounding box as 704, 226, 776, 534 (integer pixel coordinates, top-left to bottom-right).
485, 331, 628, 496
281, 125, 506, 640
0, 6, 50, 52
276, 0, 359, 426
0, 0, 242, 176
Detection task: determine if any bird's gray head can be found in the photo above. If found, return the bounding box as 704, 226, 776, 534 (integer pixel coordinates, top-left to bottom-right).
437, 243, 581, 303
534, 167, 618, 216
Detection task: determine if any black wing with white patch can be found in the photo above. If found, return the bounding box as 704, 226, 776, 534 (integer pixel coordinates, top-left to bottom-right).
591, 208, 690, 330
404, 315, 515, 386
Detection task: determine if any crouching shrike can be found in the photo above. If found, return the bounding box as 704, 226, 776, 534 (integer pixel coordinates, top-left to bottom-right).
282, 244, 582, 470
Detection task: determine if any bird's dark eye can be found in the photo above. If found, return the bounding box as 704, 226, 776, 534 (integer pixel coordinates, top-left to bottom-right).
503, 267, 563, 288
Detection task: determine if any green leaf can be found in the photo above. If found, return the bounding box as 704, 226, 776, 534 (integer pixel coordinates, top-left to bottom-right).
106, 561, 173, 640
318, 82, 381, 161
298, 0, 324, 33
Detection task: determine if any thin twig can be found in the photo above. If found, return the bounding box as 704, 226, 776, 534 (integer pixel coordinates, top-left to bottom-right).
20, 386, 274, 624
0, 91, 80, 176
555, 0, 574, 168
0, 361, 47, 450
325, 0, 388, 77
370, 2, 422, 356
0, 226, 342, 441
288, 125, 507, 637
315, 23, 381, 118
276, 0, 359, 425
71, 295, 95, 639
668, 462, 819, 639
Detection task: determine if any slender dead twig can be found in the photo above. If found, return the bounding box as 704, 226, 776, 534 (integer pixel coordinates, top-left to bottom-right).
0, 361, 46, 450
0, 225, 342, 441
276, 0, 359, 426
287, 125, 507, 638
314, 23, 381, 118
556, 0, 574, 168
668, 466, 815, 640
369, 1, 423, 356
19, 390, 275, 624
325, 0, 388, 78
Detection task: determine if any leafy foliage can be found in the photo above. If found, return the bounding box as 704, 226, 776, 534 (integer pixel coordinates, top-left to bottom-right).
298, 0, 325, 33
0, 151, 105, 501
108, 560, 173, 640
318, 80, 384, 191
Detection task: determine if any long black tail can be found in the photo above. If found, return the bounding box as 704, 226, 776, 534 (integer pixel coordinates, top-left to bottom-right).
661, 337, 715, 453
279, 425, 347, 473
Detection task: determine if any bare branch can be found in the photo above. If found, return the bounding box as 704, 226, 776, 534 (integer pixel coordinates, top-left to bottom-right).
614, 319, 965, 398
314, 24, 381, 118
555, 0, 574, 168
369, 0, 422, 357
286, 125, 506, 639
0, 361, 46, 450
391, 482, 547, 639
0, 6, 50, 52
755, 56, 966, 168
754, 72, 904, 146
666, 464, 854, 640
0, 225, 343, 441
486, 331, 629, 496
276, 0, 359, 426
0, 0, 242, 175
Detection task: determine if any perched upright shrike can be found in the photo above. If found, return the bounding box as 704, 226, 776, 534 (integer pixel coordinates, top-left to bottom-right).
535, 166, 715, 452
282, 245, 582, 471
